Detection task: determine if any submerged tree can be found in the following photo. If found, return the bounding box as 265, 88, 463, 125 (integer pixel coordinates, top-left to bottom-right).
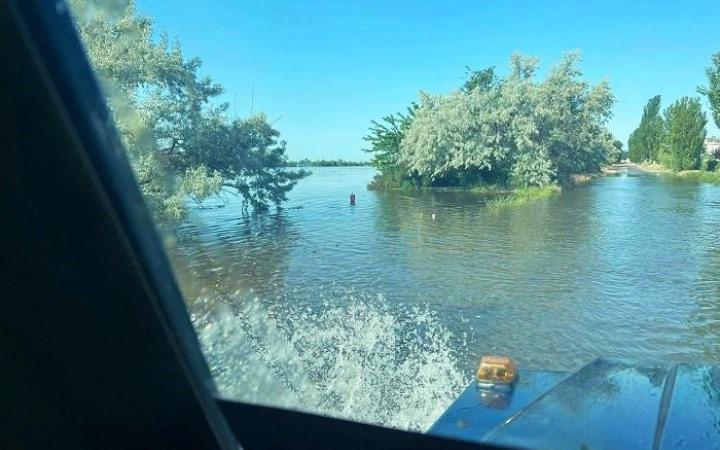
70, 0, 305, 221
533, 52, 616, 182
660, 97, 706, 171
371, 52, 617, 189
628, 95, 665, 163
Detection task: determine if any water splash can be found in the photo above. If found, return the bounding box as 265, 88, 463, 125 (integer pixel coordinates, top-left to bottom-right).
192, 295, 469, 431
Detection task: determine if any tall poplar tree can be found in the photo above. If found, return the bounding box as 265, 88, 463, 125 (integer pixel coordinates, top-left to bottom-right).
660, 97, 706, 171
628, 96, 665, 163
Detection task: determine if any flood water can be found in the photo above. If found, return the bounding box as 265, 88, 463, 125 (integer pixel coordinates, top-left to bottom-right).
169, 166, 720, 430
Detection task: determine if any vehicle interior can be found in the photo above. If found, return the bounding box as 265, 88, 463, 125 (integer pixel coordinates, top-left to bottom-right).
3, 1, 720, 449
0, 1, 513, 448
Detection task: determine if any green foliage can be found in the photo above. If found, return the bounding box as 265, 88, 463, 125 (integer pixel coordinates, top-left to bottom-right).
660, 97, 707, 171
366, 52, 617, 190
610, 140, 624, 163
69, 0, 305, 221
132, 153, 186, 223
510, 151, 556, 188
700, 52, 720, 129
628, 96, 665, 163
669, 170, 720, 183
364, 106, 416, 188
178, 112, 308, 211
462, 66, 496, 93
702, 157, 718, 172
485, 185, 560, 211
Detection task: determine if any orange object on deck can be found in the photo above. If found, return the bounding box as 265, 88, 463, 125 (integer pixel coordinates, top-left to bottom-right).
476, 355, 517, 385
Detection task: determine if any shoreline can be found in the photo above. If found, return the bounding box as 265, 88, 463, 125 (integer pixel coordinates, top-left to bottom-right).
603, 161, 720, 184
603, 161, 672, 174
370, 162, 679, 211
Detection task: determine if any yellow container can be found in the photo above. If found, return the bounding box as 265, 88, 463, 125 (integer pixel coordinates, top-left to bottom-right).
476, 355, 517, 385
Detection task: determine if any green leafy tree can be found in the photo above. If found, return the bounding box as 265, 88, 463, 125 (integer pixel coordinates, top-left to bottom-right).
628, 95, 665, 163
178, 113, 308, 211
532, 52, 617, 182
700, 52, 720, 128
70, 0, 305, 221
364, 106, 416, 188
611, 140, 624, 163
371, 52, 617, 189
660, 97, 707, 171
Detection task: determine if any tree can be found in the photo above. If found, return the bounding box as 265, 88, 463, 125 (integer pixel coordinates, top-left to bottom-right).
700, 52, 720, 129
660, 97, 707, 171
611, 140, 624, 163
178, 113, 308, 211
371, 52, 617, 189
628, 96, 665, 163
364, 106, 416, 188
70, 0, 305, 221
532, 52, 617, 182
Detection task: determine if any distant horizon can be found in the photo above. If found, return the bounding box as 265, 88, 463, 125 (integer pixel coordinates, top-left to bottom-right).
139, 0, 720, 161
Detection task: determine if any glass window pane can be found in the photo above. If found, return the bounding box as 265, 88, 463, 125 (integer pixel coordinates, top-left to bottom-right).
68, 0, 720, 441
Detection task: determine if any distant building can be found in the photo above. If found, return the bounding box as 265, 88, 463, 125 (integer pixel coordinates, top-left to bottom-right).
706, 137, 720, 157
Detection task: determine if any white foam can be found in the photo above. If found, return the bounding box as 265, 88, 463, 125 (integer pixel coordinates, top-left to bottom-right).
192, 295, 469, 431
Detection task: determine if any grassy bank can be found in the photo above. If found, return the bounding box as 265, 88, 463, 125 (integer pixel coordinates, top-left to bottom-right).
626, 161, 720, 182
485, 185, 561, 211
670, 170, 720, 183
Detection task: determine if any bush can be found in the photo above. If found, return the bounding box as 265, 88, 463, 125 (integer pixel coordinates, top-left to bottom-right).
702, 158, 718, 172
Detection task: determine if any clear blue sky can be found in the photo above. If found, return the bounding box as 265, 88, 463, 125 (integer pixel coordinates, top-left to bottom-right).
139, 0, 720, 161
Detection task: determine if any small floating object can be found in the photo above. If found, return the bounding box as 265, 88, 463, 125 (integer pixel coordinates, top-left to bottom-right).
431, 213, 436, 220
476, 355, 517, 388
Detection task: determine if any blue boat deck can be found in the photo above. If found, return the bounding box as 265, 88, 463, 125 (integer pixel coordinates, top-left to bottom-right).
428, 359, 720, 449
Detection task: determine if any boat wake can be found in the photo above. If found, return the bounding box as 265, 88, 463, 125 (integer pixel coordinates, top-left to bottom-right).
191, 294, 469, 431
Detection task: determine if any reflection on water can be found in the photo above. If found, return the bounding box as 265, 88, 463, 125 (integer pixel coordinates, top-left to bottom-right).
167, 166, 720, 430
171, 212, 299, 307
